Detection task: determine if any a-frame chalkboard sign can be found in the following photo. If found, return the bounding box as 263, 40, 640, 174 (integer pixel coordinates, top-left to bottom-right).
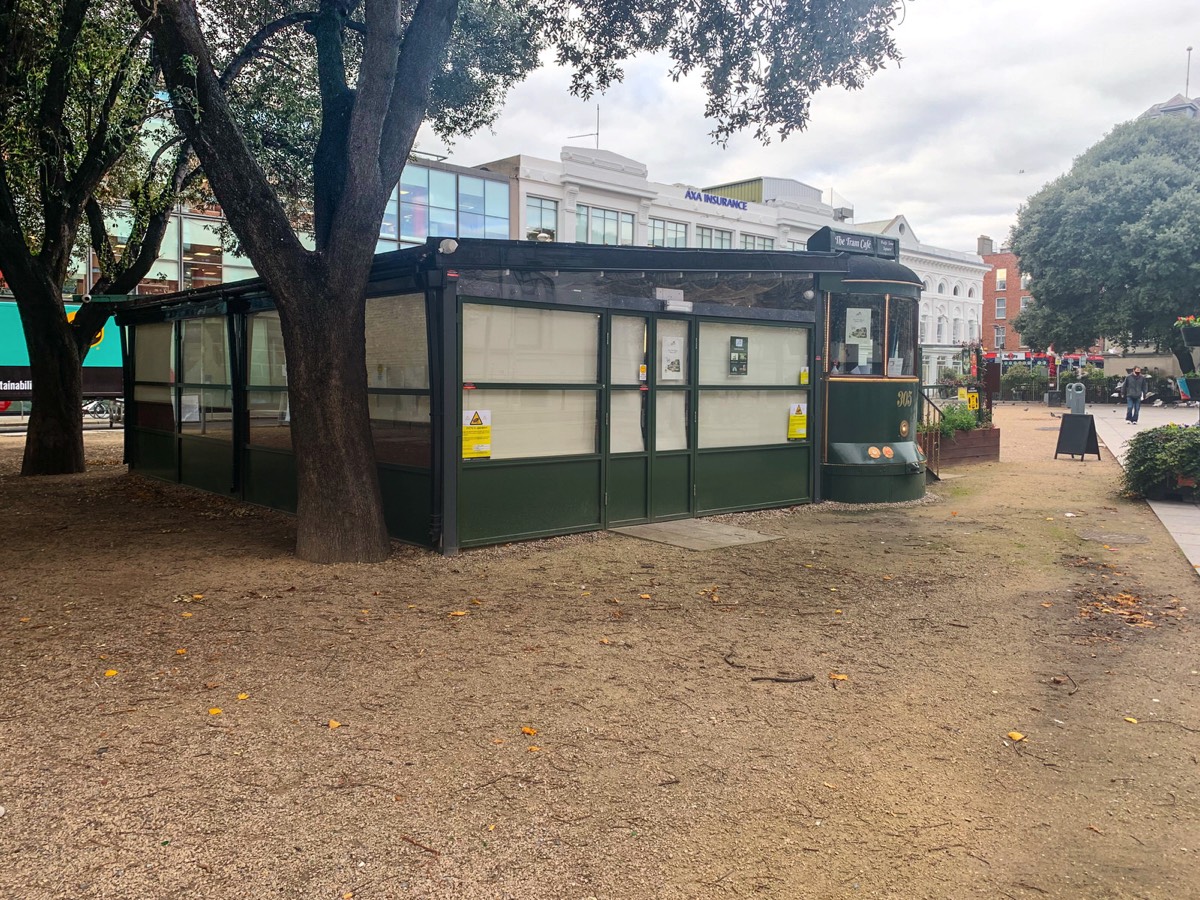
1054, 414, 1101, 461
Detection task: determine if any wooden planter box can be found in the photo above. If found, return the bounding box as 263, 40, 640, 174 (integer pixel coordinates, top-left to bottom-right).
920, 427, 1001, 467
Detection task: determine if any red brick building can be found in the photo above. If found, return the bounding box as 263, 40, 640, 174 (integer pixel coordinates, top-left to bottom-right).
978, 237, 1031, 357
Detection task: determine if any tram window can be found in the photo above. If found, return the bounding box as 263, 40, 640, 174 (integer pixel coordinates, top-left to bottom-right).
886, 297, 917, 377
827, 294, 884, 375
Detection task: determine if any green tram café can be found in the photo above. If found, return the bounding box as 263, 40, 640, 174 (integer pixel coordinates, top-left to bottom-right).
115, 228, 924, 554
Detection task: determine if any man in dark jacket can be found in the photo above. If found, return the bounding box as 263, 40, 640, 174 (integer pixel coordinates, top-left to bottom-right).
1121, 367, 1148, 424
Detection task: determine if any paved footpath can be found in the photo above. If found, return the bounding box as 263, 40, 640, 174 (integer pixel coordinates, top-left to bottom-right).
1086, 400, 1200, 576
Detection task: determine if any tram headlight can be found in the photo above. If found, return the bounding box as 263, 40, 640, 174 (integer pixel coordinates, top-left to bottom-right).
899, 419, 910, 438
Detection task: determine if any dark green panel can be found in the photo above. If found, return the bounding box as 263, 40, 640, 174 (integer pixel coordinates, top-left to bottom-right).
824, 467, 925, 503
243, 447, 298, 512
459, 459, 601, 545
696, 446, 810, 514
129, 428, 178, 482
651, 453, 691, 519
180, 436, 236, 495
379, 467, 433, 546
607, 455, 649, 525
825, 380, 918, 445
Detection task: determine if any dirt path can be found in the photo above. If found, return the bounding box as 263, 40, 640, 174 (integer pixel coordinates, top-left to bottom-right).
1, 406, 1197, 899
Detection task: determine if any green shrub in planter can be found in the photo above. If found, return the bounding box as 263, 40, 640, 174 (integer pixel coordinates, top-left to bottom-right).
939, 403, 980, 438
1121, 425, 1200, 499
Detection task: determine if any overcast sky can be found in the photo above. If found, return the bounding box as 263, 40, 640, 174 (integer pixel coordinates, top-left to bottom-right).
416, 0, 1197, 254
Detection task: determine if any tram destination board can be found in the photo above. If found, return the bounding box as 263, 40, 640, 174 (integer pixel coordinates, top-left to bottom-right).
1054, 413, 1101, 461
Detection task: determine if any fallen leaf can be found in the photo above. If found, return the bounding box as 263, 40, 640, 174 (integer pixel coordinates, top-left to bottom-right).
829, 673, 848, 681
1007, 731, 1025, 742
209, 708, 222, 716
344, 892, 354, 899
829, 587, 838, 592
104, 669, 118, 678
470, 599, 483, 605
1040, 602, 1053, 608
598, 637, 611, 645
19, 617, 30, 623
492, 738, 505, 745
639, 594, 651, 600
581, 591, 591, 596
448, 611, 468, 617
951, 511, 959, 517
360, 608, 369, 614
834, 609, 843, 615
823, 782, 838, 790
192, 594, 204, 600
237, 693, 249, 701
527, 745, 541, 752
181, 612, 193, 618
328, 719, 342, 729
487, 824, 496, 832
521, 726, 538, 736
803, 564, 813, 568
1086, 825, 1104, 835
176, 648, 187, 655
882, 575, 893, 580
1124, 717, 1138, 724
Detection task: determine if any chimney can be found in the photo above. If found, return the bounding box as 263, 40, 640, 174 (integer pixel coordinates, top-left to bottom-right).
977, 235, 994, 256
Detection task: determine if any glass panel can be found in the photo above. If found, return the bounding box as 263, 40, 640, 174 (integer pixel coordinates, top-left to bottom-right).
699, 322, 807, 386
828, 294, 885, 375
611, 316, 648, 385
461, 389, 597, 459
610, 390, 645, 453
222, 261, 256, 283
484, 216, 509, 239
180, 317, 230, 385
576, 205, 588, 242
181, 217, 223, 291
180, 386, 234, 438
429, 169, 456, 210
369, 394, 431, 467
247, 312, 287, 387
700, 390, 808, 448
655, 319, 689, 385
459, 212, 486, 238
458, 176, 486, 214
247, 389, 291, 449
485, 180, 509, 218
463, 304, 599, 384
132, 384, 175, 430
887, 298, 917, 376
399, 165, 429, 205
619, 213, 634, 245
365, 293, 428, 388
134, 322, 174, 383
375, 238, 398, 255
400, 200, 428, 242
429, 205, 457, 237
381, 194, 398, 239
655, 391, 688, 451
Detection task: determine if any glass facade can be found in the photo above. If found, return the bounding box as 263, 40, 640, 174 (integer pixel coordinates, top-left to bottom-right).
526, 197, 558, 241
649, 218, 687, 248
576, 205, 634, 246
697, 226, 733, 249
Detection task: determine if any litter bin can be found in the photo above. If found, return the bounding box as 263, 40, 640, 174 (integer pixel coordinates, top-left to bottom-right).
1045, 390, 1063, 407
1066, 382, 1086, 416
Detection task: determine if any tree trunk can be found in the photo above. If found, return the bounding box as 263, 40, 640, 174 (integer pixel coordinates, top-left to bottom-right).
275, 277, 391, 563
19, 292, 84, 476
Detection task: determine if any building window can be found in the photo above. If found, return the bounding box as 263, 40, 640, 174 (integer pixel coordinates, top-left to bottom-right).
995, 267, 1007, 291
1020, 272, 1031, 290
952, 285, 960, 296
936, 315, 947, 343
994, 325, 1006, 350
398, 164, 510, 246
576, 204, 634, 245
739, 234, 774, 250
787, 240, 806, 252
967, 286, 976, 299
937, 282, 947, 294
952, 319, 962, 343
995, 296, 1006, 319
697, 226, 733, 249
649, 218, 687, 248
526, 197, 558, 242
919, 316, 929, 343
1020, 296, 1030, 312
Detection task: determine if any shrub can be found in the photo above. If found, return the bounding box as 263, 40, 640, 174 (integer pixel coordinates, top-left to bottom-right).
939, 403, 979, 438
1121, 425, 1200, 498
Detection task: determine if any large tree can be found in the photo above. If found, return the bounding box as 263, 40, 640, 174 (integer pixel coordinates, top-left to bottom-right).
131, 0, 904, 562
0, 0, 162, 474
1011, 115, 1200, 374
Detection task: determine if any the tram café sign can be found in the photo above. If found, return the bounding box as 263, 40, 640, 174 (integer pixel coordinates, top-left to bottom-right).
807, 227, 899, 261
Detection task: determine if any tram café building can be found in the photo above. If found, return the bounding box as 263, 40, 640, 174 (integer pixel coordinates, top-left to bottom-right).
116, 229, 924, 554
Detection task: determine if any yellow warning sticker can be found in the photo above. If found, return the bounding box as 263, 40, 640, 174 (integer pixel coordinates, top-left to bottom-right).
787, 402, 807, 440
462, 409, 492, 459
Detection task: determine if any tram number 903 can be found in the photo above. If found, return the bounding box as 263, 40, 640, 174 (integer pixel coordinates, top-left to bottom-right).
896, 390, 914, 408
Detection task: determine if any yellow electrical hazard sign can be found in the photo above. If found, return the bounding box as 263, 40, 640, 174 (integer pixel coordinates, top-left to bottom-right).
787, 402, 808, 440
462, 409, 492, 458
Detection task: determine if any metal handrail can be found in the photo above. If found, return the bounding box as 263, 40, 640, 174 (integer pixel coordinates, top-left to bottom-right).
918, 388, 943, 480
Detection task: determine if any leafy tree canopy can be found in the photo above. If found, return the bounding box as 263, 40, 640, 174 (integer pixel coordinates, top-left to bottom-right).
1011, 115, 1200, 370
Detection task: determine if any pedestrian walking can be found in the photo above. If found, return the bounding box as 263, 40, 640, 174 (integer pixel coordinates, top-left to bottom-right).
1121, 366, 1148, 424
